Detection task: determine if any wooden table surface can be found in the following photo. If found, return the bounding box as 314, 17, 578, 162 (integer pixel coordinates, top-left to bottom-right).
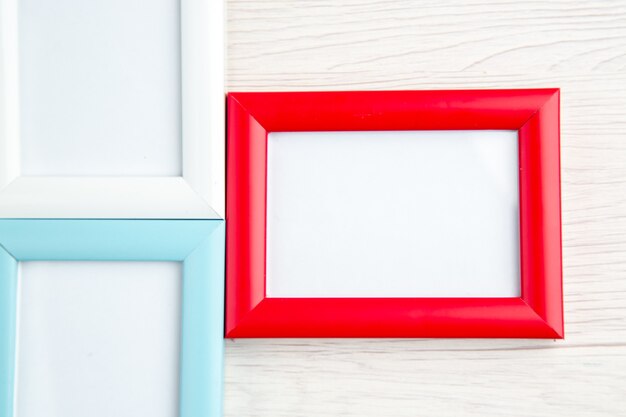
225, 1, 626, 415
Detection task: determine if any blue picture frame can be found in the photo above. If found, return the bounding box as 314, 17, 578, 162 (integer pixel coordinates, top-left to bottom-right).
0, 219, 224, 417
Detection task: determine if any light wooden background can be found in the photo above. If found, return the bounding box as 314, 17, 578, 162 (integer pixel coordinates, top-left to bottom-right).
224, 1, 626, 415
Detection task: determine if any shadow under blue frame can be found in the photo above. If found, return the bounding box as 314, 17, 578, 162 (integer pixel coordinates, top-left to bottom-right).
0, 219, 224, 417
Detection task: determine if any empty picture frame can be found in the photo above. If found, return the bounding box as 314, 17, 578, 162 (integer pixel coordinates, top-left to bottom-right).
226, 90, 563, 338
0, 219, 225, 417
0, 0, 224, 218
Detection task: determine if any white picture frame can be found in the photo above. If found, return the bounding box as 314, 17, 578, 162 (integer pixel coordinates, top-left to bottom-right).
0, 0, 224, 219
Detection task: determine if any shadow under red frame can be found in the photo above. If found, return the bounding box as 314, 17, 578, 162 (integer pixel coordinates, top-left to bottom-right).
226, 89, 563, 338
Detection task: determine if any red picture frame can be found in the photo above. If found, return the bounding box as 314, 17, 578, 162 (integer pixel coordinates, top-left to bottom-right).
226, 90, 562, 338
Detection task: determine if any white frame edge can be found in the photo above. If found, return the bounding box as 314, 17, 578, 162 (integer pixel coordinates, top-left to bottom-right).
0, 0, 224, 219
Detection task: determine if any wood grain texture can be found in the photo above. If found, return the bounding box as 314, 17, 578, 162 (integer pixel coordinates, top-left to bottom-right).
225, 0, 626, 415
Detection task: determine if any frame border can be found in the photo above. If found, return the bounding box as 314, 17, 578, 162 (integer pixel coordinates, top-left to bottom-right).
226, 89, 563, 338
0, 219, 225, 417
0, 0, 224, 219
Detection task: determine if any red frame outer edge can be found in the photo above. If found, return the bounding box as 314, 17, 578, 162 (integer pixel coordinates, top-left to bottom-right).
226, 90, 563, 338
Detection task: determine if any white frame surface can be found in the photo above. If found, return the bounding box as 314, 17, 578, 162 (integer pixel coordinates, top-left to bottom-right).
0, 0, 224, 218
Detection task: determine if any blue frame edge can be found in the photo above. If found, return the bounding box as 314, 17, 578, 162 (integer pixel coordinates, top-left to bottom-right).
0, 248, 17, 417
0, 220, 225, 417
